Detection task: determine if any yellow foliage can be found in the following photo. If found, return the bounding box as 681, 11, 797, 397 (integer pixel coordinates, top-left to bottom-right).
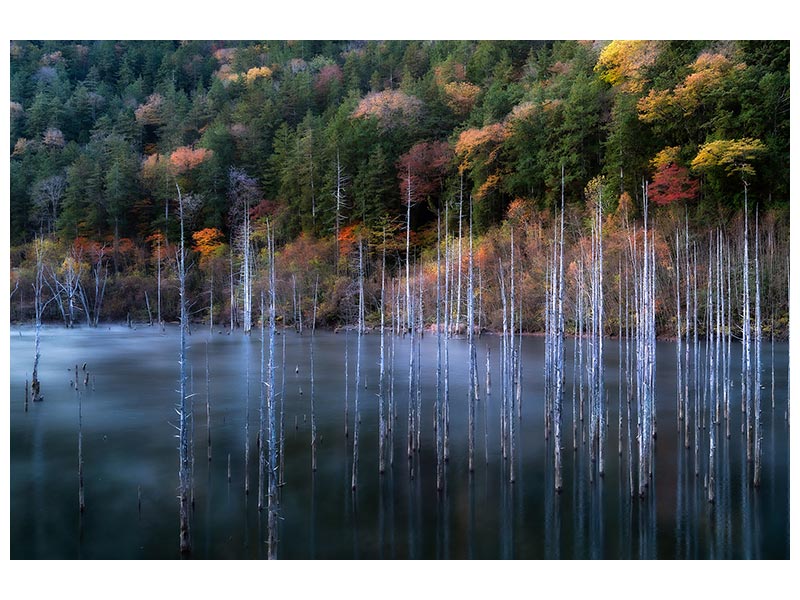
443, 81, 481, 115
672, 53, 737, 114
595, 40, 661, 93
245, 66, 273, 83
650, 146, 681, 169
637, 88, 674, 123
691, 138, 765, 179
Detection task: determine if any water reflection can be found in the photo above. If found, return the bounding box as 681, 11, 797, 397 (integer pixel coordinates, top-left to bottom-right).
9, 325, 790, 559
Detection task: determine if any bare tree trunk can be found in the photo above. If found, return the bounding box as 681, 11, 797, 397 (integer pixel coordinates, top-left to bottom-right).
206, 342, 212, 462
78, 389, 85, 513
435, 213, 443, 489
467, 195, 476, 473
553, 171, 565, 492
229, 247, 235, 333
743, 190, 752, 461
380, 233, 387, 475
456, 179, 463, 333
351, 240, 363, 490
344, 328, 349, 439
443, 205, 450, 463
31, 238, 45, 403
258, 292, 266, 511
405, 167, 413, 334
311, 276, 319, 472
754, 209, 762, 486
267, 225, 278, 559
176, 184, 191, 556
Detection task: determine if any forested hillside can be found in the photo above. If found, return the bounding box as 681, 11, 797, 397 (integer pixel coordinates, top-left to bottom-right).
9, 40, 790, 334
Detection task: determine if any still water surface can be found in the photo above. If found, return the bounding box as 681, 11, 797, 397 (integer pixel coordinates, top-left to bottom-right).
9, 325, 789, 559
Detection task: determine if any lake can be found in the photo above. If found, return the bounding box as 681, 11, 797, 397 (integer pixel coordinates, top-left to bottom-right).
8, 324, 790, 559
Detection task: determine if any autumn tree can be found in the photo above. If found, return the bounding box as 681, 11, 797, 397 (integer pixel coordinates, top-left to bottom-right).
649, 148, 699, 206
352, 89, 423, 130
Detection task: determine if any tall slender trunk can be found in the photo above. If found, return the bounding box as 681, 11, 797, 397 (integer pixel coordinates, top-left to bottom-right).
456, 179, 463, 333
380, 232, 387, 475
743, 190, 752, 461
267, 226, 278, 558
311, 277, 319, 471
258, 291, 266, 511
467, 195, 476, 473
754, 209, 762, 486
176, 185, 191, 555
31, 238, 45, 403
553, 173, 565, 492
436, 213, 443, 489
352, 240, 363, 490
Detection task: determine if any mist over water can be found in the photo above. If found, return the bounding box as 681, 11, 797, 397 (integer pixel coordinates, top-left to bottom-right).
9, 325, 789, 559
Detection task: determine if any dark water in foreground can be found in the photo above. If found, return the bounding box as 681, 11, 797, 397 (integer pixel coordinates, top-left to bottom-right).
9, 325, 790, 559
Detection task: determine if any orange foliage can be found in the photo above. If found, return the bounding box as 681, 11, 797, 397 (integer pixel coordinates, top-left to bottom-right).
169, 146, 212, 174
506, 198, 529, 224
352, 90, 423, 130
455, 123, 509, 172
277, 232, 332, 275
192, 227, 225, 264
433, 61, 466, 87
638, 52, 743, 123
145, 231, 171, 261
476, 174, 502, 199
337, 222, 362, 258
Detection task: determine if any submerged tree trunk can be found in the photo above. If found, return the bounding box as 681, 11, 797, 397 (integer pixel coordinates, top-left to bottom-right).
311, 276, 319, 472
176, 184, 192, 556
467, 195, 476, 473
31, 238, 46, 403
267, 225, 279, 559
379, 233, 387, 475
553, 176, 565, 492
352, 240, 364, 491
754, 210, 762, 487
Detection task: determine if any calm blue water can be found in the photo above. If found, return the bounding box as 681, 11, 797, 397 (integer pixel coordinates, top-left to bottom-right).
9, 324, 790, 559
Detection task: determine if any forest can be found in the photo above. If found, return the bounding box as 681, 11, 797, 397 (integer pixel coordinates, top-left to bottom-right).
8, 38, 792, 564
9, 40, 790, 336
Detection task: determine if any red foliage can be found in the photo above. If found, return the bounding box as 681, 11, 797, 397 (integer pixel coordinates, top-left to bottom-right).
396, 140, 453, 203
649, 162, 699, 206
249, 198, 277, 221
314, 64, 343, 96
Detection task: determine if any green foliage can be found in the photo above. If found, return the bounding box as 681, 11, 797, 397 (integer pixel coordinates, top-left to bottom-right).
8, 39, 789, 271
